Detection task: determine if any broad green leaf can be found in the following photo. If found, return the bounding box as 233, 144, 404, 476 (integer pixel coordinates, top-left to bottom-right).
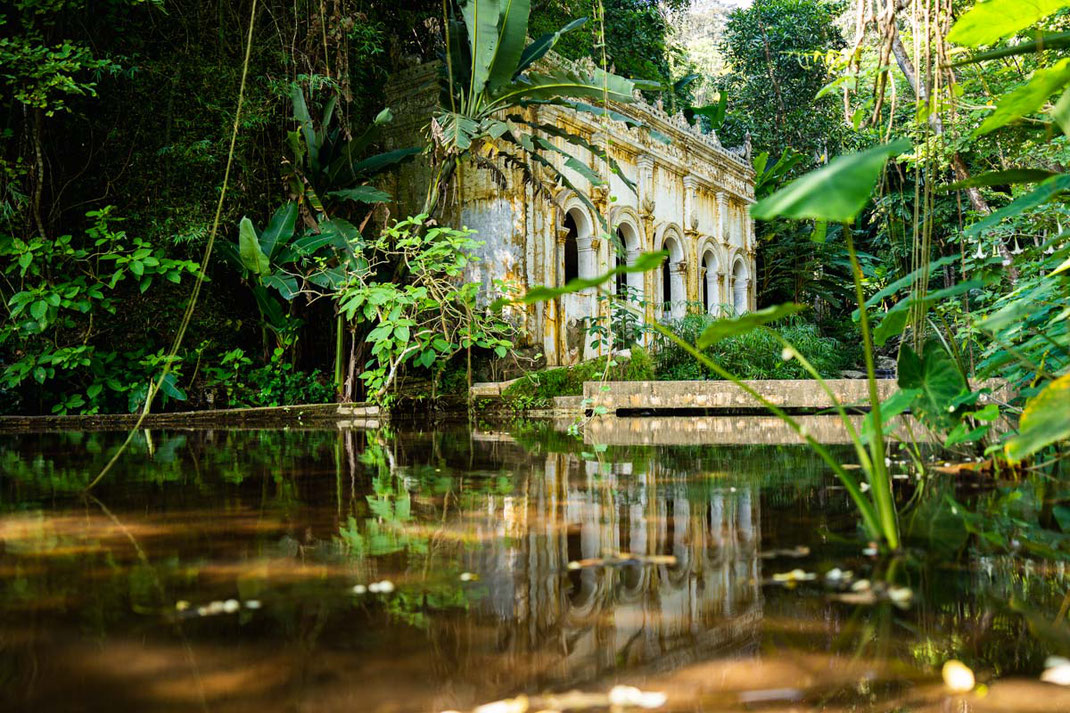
948, 0, 1070, 47
515, 17, 587, 76
486, 0, 530, 93
494, 251, 667, 308
438, 112, 480, 151
263, 273, 299, 300
1005, 373, 1070, 462
1053, 86, 1070, 139
943, 169, 1057, 191
342, 147, 421, 182
976, 58, 1070, 135
965, 174, 1070, 236
259, 202, 298, 259
696, 303, 806, 348
488, 68, 636, 109
238, 217, 271, 276
327, 186, 392, 203
751, 139, 910, 223
897, 341, 968, 430
462, 0, 501, 98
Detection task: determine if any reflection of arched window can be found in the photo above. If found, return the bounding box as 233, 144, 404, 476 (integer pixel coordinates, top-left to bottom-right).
563, 213, 579, 284
702, 250, 718, 315
732, 258, 749, 314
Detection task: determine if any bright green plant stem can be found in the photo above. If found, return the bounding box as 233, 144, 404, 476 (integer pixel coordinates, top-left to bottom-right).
845, 226, 899, 549
639, 312, 885, 543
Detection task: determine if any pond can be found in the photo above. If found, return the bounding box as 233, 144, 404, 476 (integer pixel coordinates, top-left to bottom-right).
0, 423, 1067, 712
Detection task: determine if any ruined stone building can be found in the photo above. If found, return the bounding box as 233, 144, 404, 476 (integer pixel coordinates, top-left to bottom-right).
384, 61, 757, 366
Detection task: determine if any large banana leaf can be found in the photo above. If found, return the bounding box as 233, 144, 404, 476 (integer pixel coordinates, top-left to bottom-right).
485, 0, 530, 94
487, 68, 636, 109
258, 202, 298, 260
507, 116, 636, 193
462, 0, 502, 101
238, 217, 272, 276
514, 17, 587, 78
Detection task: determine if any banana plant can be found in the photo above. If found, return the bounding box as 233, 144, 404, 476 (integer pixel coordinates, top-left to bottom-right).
287, 87, 421, 218
428, 0, 660, 218
219, 201, 358, 350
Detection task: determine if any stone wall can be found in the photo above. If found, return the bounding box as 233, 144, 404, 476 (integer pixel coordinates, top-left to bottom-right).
383, 59, 757, 365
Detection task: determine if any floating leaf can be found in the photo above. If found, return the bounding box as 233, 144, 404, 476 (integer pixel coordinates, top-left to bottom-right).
751, 139, 910, 223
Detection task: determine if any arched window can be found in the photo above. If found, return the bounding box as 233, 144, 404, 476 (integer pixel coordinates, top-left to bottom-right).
614, 227, 627, 297
661, 234, 684, 319
732, 258, 749, 314
563, 212, 579, 284
612, 221, 643, 302
702, 250, 718, 315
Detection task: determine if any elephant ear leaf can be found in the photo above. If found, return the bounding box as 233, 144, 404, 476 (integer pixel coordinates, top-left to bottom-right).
897, 340, 967, 430
238, 217, 272, 277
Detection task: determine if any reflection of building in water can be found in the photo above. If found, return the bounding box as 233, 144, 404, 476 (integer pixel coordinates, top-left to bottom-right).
463, 453, 762, 686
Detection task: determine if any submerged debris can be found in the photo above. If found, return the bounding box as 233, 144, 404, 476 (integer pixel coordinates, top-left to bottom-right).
567, 552, 677, 570
759, 545, 811, 559
447, 685, 667, 713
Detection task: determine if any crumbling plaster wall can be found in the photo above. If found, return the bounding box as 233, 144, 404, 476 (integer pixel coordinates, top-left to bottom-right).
383, 60, 757, 366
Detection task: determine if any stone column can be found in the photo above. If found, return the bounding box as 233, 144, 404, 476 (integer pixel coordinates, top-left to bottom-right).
638, 155, 655, 215
716, 273, 725, 315
716, 191, 729, 247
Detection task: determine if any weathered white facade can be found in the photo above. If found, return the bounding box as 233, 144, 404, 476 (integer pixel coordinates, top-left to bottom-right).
384, 61, 757, 366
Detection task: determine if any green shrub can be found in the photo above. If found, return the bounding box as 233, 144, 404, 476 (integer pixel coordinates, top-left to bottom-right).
502, 347, 655, 408
654, 315, 853, 381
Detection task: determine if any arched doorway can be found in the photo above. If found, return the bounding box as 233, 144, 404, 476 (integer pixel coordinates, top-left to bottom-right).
612, 221, 643, 302
701, 249, 719, 315
732, 258, 749, 315
562, 212, 579, 285
661, 234, 685, 320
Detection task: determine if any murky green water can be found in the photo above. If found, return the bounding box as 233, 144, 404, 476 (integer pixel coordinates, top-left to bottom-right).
0, 424, 1067, 712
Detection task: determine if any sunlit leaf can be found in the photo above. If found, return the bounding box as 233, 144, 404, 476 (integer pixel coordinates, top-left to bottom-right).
897, 341, 968, 430
238, 217, 271, 276
976, 58, 1070, 135
1005, 373, 1070, 462
947, 0, 1070, 48
493, 251, 667, 308
696, 303, 806, 348
751, 139, 910, 223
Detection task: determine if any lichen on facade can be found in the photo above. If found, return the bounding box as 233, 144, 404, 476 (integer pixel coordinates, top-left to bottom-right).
384, 59, 757, 366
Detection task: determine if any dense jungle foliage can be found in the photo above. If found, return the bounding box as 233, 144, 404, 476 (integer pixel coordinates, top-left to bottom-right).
0, 0, 1067, 473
